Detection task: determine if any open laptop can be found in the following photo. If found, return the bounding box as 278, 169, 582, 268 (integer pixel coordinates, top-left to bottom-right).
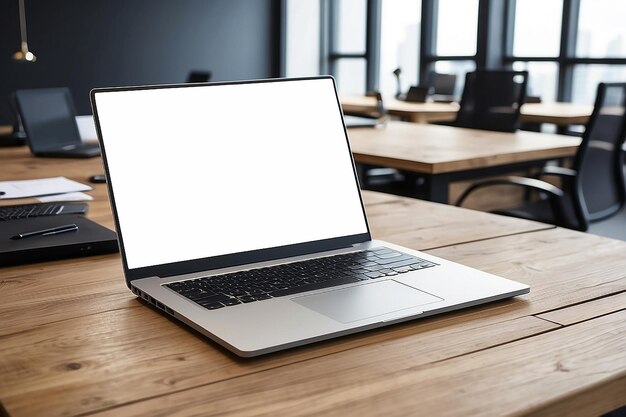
15, 88, 101, 158
91, 77, 529, 357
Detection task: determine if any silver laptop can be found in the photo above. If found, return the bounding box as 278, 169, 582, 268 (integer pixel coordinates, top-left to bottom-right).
91, 77, 529, 357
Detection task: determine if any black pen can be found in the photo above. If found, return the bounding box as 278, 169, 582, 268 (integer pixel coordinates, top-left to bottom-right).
10, 224, 79, 240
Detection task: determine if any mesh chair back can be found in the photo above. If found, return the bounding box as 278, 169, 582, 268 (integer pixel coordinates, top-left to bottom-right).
455, 70, 528, 132
574, 82, 626, 223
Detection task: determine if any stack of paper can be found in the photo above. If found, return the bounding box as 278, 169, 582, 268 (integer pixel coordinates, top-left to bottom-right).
0, 177, 93, 202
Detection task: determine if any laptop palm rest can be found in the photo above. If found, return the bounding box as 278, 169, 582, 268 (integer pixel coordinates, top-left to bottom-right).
293, 280, 443, 323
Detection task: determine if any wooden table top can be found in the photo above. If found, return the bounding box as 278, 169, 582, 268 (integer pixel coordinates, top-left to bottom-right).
0, 125, 13, 136
348, 121, 581, 174
520, 102, 594, 125
341, 95, 593, 126
342, 95, 460, 123
1, 146, 625, 417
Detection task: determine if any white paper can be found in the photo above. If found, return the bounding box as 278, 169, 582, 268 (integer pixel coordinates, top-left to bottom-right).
37, 192, 94, 203
0, 177, 92, 199
76, 115, 98, 141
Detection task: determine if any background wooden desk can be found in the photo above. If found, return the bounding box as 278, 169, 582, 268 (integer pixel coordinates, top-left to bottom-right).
341, 95, 460, 123
348, 121, 581, 203
1, 147, 625, 417
341, 95, 594, 126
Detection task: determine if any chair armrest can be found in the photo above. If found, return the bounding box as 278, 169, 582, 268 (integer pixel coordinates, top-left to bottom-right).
455, 176, 564, 207
540, 166, 577, 178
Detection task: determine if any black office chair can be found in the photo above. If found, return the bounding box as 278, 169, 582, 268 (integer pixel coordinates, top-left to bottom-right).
519, 95, 543, 132
456, 82, 626, 232
449, 69, 528, 132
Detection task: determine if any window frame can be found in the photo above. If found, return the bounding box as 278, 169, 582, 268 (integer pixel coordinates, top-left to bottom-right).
503, 0, 626, 102
312, 0, 626, 102
324, 0, 381, 93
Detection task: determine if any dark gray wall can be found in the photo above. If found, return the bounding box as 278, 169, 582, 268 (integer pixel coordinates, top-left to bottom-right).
0, 0, 280, 123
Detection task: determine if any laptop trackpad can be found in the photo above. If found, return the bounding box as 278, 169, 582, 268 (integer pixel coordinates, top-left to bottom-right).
293, 280, 443, 323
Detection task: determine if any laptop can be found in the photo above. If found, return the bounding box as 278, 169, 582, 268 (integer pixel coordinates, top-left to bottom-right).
405, 85, 431, 103
15, 88, 101, 158
0, 214, 118, 266
91, 77, 529, 357
343, 115, 379, 128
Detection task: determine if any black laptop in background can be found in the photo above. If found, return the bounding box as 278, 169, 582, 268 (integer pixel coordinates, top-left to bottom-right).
15, 88, 101, 158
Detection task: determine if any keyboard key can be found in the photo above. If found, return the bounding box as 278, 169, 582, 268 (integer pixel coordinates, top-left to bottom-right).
200, 302, 225, 310
383, 258, 419, 269
191, 293, 232, 304
270, 276, 361, 298
186, 290, 217, 301
375, 255, 414, 265
376, 252, 405, 259
372, 248, 394, 255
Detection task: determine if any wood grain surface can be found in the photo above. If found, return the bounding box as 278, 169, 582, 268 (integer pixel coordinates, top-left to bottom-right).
2, 145, 625, 417
348, 122, 580, 174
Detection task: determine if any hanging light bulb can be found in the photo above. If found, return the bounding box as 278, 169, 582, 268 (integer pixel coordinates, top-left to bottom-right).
13, 0, 37, 62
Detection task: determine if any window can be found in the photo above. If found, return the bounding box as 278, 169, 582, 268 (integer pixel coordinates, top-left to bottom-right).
379, 0, 421, 97
336, 0, 367, 53
505, 0, 626, 106
435, 0, 479, 56
512, 0, 562, 57
513, 61, 558, 103
328, 0, 370, 95
577, 0, 626, 58
336, 59, 368, 95
571, 65, 626, 104
311, 0, 626, 107
284, 0, 321, 77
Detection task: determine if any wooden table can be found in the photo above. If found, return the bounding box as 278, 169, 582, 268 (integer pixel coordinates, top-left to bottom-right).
2, 147, 626, 417
341, 95, 460, 123
520, 102, 594, 126
0, 125, 13, 136
348, 121, 581, 203
341, 96, 594, 126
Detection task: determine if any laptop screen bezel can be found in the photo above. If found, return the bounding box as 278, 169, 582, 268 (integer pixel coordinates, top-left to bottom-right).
91, 76, 372, 284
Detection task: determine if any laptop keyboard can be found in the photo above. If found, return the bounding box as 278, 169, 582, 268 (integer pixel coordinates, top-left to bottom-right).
165, 247, 438, 310
0, 202, 88, 221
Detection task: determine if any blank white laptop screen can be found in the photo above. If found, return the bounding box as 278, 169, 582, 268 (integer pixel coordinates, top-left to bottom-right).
94, 78, 368, 269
